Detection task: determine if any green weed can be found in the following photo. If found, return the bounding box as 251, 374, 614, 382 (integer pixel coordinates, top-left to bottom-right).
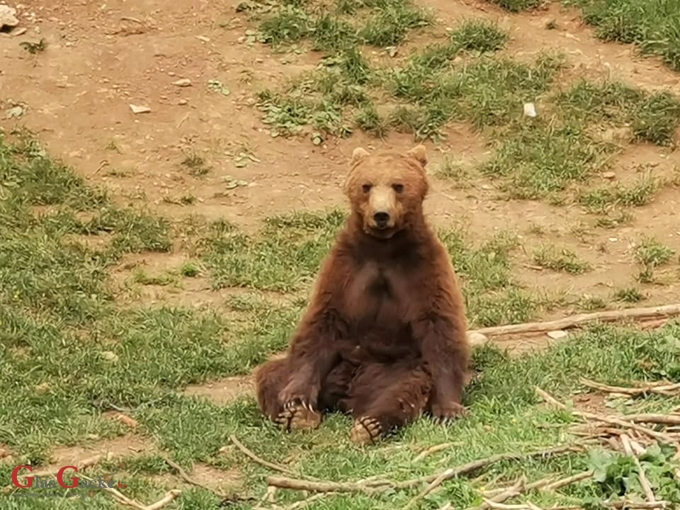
533, 245, 592, 275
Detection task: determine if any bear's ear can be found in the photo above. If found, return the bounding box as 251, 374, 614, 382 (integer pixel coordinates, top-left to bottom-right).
351, 147, 370, 165
407, 144, 427, 167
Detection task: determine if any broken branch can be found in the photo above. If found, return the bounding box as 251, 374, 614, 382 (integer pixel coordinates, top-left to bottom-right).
268, 443, 580, 494
230, 434, 295, 476
471, 304, 680, 337
535, 388, 674, 444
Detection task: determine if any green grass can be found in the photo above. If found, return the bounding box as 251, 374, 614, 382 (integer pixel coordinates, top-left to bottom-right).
257, 0, 432, 50
577, 174, 660, 213
2, 133, 680, 509
486, 0, 543, 12
634, 235, 677, 283
557, 80, 680, 146
533, 245, 592, 275
563, 0, 680, 72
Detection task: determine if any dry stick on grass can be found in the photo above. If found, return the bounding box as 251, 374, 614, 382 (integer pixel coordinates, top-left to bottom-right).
413, 442, 459, 462
580, 378, 680, 397
621, 435, 657, 504
471, 304, 680, 337
402, 468, 460, 510
484, 470, 594, 499
161, 454, 226, 498
77, 473, 181, 510
230, 434, 295, 476
470, 476, 527, 510
535, 387, 675, 444
267, 444, 581, 495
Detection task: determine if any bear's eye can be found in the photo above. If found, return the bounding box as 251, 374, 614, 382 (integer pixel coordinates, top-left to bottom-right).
392, 183, 404, 193
362, 184, 372, 193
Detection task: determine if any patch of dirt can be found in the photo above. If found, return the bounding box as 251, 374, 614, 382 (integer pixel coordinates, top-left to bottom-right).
47, 435, 154, 467
147, 462, 243, 494
184, 375, 254, 405
2, 0, 680, 360
572, 391, 609, 414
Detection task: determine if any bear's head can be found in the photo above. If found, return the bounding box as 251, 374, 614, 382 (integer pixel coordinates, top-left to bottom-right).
343, 145, 429, 239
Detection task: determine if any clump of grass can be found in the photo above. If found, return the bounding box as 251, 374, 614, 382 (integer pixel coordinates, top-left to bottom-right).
556, 79, 680, 146
614, 286, 645, 303
486, 0, 543, 12
577, 175, 659, 213
634, 236, 676, 283
355, 103, 389, 137
482, 121, 612, 199
181, 152, 210, 176
132, 268, 179, 287
578, 295, 608, 311
180, 261, 202, 277
533, 245, 591, 275
631, 92, 680, 146
358, 0, 432, 47
450, 18, 509, 53
565, 0, 680, 72
258, 6, 313, 46
434, 158, 473, 188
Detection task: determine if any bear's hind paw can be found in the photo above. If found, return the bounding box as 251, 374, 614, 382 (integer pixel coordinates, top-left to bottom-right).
275, 403, 321, 432
350, 416, 383, 446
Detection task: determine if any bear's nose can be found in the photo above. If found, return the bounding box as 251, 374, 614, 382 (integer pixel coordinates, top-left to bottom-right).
373, 211, 390, 227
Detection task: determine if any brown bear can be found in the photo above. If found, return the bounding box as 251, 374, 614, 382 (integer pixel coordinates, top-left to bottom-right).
254, 144, 470, 445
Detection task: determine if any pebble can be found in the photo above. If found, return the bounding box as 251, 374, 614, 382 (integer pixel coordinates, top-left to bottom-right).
173, 78, 192, 87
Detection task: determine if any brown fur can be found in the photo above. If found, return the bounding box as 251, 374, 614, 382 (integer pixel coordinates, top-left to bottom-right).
255, 144, 470, 444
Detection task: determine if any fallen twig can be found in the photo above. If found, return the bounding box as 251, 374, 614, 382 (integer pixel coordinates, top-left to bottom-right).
267, 444, 580, 495
402, 468, 457, 510
483, 470, 592, 498
580, 378, 680, 398
621, 435, 657, 504
413, 442, 459, 462
231, 434, 295, 475
78, 473, 180, 510
470, 304, 680, 337
473, 476, 526, 510
144, 490, 182, 510
535, 387, 675, 444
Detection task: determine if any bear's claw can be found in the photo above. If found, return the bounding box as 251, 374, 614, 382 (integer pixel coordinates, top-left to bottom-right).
350, 416, 383, 445
276, 402, 321, 432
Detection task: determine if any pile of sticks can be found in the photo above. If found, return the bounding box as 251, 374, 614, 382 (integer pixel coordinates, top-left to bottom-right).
234, 379, 680, 510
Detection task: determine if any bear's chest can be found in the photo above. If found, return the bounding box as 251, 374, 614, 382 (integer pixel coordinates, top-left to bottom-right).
344, 261, 418, 329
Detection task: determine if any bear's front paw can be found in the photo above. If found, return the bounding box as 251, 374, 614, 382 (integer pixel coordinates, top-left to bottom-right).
430, 400, 468, 423
275, 403, 322, 432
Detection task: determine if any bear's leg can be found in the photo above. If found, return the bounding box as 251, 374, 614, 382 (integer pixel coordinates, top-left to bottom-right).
345, 361, 432, 445
255, 357, 321, 432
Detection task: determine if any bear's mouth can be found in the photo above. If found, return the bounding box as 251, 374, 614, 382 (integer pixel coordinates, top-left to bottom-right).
366, 225, 398, 239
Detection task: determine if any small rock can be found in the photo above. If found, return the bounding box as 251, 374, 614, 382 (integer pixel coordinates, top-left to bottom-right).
13, 27, 26, 36
547, 330, 568, 340
101, 351, 119, 362
0, 4, 19, 30
129, 103, 151, 114
523, 102, 537, 118
602, 171, 616, 180
173, 78, 192, 87
467, 331, 488, 346
6, 105, 24, 118
196, 35, 210, 42
178, 99, 188, 105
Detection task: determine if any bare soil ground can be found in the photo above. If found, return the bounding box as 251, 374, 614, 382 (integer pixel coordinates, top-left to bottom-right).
2, 0, 680, 508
